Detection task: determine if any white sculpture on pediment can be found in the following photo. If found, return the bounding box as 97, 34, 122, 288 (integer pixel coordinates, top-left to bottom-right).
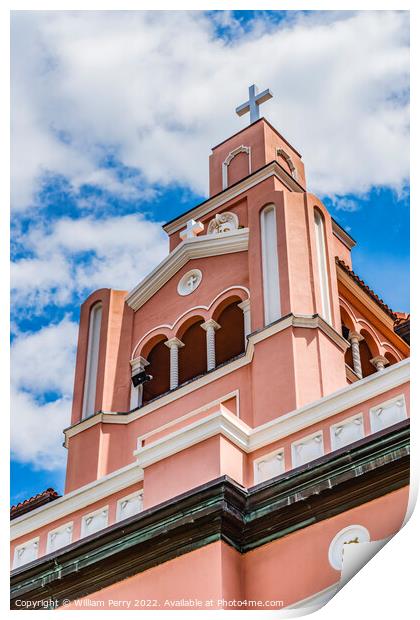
207, 212, 239, 235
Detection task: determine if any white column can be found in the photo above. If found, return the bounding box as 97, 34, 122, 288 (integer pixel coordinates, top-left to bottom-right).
130, 356, 149, 409
370, 355, 388, 372
201, 319, 221, 371
348, 331, 363, 379
238, 299, 251, 348
165, 337, 184, 389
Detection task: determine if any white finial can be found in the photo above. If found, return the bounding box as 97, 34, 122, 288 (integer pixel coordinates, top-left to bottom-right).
236, 84, 273, 124
180, 219, 204, 241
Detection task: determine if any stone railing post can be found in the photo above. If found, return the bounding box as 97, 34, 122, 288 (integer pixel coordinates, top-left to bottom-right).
370, 355, 388, 372
200, 319, 221, 371
348, 331, 363, 379
165, 338, 185, 389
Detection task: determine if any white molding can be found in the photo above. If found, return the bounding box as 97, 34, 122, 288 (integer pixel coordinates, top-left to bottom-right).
126, 228, 249, 311
66, 314, 348, 442
261, 204, 281, 324
14, 361, 409, 543
64, 318, 403, 444
276, 147, 297, 180
249, 358, 409, 451
163, 161, 304, 236
332, 220, 356, 250
134, 410, 250, 469
222, 145, 251, 190
133, 359, 409, 470
137, 390, 240, 448
10, 462, 142, 541
131, 285, 250, 359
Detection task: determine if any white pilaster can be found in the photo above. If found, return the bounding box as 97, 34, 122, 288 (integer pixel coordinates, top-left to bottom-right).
348, 331, 363, 379
165, 338, 185, 389
238, 299, 251, 347
129, 356, 150, 409
370, 355, 389, 372
201, 319, 221, 371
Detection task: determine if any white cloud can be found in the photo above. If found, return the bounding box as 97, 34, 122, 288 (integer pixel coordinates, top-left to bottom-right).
11, 318, 78, 470
11, 11, 409, 210
11, 213, 167, 471
11, 318, 78, 395
11, 388, 71, 470
11, 213, 168, 314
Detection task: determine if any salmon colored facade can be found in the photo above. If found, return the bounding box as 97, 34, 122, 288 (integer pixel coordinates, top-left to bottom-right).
11, 114, 410, 612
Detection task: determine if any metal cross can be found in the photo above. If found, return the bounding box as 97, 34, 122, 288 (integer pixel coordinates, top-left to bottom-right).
236, 84, 273, 124
180, 219, 204, 241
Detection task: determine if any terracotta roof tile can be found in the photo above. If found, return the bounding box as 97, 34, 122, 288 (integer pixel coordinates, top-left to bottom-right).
10, 488, 60, 520
335, 258, 397, 320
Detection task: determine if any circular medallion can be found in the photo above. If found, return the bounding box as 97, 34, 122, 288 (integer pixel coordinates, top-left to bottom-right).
177, 269, 202, 296
328, 525, 370, 571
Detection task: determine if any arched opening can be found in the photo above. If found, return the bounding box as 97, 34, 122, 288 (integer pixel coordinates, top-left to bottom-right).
359, 340, 376, 377
385, 351, 399, 367
359, 330, 379, 378
142, 337, 170, 404
215, 300, 245, 366
82, 302, 102, 420
178, 317, 207, 385
260, 204, 281, 325
340, 306, 355, 370
314, 209, 332, 325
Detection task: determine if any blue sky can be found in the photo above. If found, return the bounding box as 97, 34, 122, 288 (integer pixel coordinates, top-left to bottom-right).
10, 10, 409, 505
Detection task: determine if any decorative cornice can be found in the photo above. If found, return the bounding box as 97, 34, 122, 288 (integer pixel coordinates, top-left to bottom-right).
126, 228, 249, 311
63, 321, 408, 447
248, 358, 409, 451
162, 160, 304, 235
10, 463, 142, 542
18, 361, 407, 541
10, 420, 409, 608
134, 410, 250, 468
132, 358, 409, 467
64, 313, 349, 443
331, 219, 356, 250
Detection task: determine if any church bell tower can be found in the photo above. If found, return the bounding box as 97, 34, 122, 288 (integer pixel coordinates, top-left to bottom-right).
11, 84, 409, 611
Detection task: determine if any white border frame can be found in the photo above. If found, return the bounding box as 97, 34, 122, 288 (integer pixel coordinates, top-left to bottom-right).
253, 447, 285, 484
177, 268, 202, 296
291, 430, 324, 468
328, 524, 371, 570
46, 521, 73, 555
369, 393, 407, 433
80, 505, 109, 538
116, 491, 144, 522
330, 412, 365, 451
13, 536, 40, 569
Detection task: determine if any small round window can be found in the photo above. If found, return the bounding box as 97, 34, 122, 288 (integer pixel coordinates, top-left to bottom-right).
328, 525, 370, 571
177, 269, 202, 296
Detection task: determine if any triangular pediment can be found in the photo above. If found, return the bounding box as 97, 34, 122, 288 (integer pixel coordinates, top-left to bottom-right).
126, 228, 249, 311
